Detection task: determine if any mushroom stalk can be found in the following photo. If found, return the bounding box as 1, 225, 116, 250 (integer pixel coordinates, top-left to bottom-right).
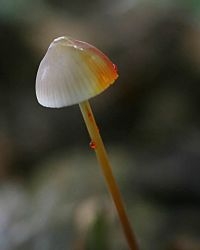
79, 100, 139, 250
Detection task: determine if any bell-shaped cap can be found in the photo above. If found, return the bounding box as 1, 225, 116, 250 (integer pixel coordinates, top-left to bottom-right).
36, 36, 118, 108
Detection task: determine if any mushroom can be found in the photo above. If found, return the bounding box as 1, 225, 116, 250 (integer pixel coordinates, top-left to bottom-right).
36, 36, 139, 250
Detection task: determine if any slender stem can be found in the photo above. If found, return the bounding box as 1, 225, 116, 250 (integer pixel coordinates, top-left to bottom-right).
79, 100, 139, 250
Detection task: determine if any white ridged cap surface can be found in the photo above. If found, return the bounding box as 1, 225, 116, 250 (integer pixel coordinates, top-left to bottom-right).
36, 36, 118, 108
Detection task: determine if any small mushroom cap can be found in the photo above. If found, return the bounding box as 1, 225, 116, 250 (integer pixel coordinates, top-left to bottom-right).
36, 36, 118, 108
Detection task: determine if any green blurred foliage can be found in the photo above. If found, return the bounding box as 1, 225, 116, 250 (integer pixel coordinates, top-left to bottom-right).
86, 214, 110, 250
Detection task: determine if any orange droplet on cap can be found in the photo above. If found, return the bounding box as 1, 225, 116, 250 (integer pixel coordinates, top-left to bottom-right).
113, 63, 118, 73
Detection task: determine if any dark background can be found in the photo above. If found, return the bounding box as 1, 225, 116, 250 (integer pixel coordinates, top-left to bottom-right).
0, 0, 200, 249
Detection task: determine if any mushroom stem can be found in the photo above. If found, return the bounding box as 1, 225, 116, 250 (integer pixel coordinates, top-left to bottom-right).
79, 100, 139, 250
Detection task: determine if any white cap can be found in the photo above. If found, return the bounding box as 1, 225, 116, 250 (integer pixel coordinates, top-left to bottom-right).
36, 36, 118, 108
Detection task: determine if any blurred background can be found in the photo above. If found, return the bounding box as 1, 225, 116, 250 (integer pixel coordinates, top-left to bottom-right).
0, 0, 200, 249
